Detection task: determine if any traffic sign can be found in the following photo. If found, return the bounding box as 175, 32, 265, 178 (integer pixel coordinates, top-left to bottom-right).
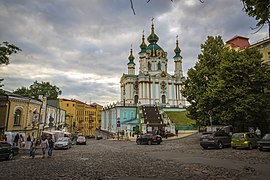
208, 110, 213, 116
117, 117, 120, 128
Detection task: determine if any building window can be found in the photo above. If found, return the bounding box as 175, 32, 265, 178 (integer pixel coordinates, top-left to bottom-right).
162, 95, 166, 104
268, 52, 270, 63
134, 95, 138, 104
157, 62, 161, 70
131, 112, 134, 118
67, 104, 69, 107
14, 109, 22, 126
124, 112, 127, 119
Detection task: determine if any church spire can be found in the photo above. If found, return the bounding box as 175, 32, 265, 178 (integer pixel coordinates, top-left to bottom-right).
147, 17, 159, 44
128, 44, 135, 65
139, 30, 147, 53
174, 35, 182, 58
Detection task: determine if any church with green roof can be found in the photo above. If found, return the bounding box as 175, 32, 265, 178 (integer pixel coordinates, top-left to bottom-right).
120, 19, 185, 107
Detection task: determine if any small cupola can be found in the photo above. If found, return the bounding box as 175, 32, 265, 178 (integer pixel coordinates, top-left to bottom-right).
174, 35, 182, 58
139, 30, 147, 53
147, 18, 159, 44
127, 45, 135, 65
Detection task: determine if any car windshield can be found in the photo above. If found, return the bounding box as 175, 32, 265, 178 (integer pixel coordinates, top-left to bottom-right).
262, 134, 270, 140
232, 134, 244, 138
57, 137, 68, 142
78, 136, 85, 140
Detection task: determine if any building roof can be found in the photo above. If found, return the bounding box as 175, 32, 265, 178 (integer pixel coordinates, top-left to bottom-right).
226, 35, 250, 50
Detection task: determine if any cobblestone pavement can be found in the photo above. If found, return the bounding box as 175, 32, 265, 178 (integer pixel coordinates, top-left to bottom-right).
0, 133, 269, 180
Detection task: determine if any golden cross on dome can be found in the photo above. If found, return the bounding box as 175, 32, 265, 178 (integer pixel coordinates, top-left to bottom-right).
151, 17, 154, 24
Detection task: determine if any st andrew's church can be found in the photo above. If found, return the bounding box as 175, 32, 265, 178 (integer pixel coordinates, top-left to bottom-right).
101, 20, 185, 136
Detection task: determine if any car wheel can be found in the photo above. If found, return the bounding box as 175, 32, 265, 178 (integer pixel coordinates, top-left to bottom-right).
148, 140, 152, 145
136, 140, 140, 145
157, 142, 160, 145
259, 147, 263, 151
232, 146, 236, 149
8, 153, 14, 160
217, 141, 223, 149
248, 143, 253, 150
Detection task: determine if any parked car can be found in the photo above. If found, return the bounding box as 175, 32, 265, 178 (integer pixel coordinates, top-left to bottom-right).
231, 132, 259, 149
136, 133, 162, 145
0, 141, 19, 160
76, 136, 86, 145
258, 133, 270, 151
54, 137, 72, 150
200, 131, 231, 149
96, 135, 102, 140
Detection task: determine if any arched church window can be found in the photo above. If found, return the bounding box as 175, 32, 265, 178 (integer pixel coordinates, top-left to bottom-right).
14, 109, 22, 126
157, 62, 161, 70
148, 62, 151, 71
134, 95, 138, 104
162, 95, 166, 104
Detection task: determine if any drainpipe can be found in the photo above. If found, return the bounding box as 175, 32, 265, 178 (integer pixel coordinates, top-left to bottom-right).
5, 95, 10, 132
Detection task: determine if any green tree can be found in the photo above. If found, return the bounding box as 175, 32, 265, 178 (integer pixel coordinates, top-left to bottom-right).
241, 0, 270, 36
0, 41, 21, 93
14, 81, 62, 100
182, 36, 270, 131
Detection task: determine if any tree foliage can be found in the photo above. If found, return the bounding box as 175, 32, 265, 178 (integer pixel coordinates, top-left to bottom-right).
13, 81, 62, 100
0, 41, 21, 93
0, 41, 21, 65
241, 0, 270, 35
182, 36, 270, 131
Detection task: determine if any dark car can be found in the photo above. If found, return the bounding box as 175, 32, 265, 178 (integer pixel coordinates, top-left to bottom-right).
200, 131, 231, 149
0, 141, 19, 160
76, 136, 86, 145
136, 133, 162, 145
258, 133, 270, 151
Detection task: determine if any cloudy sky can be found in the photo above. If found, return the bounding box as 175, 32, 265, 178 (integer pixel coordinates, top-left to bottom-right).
0, 0, 268, 105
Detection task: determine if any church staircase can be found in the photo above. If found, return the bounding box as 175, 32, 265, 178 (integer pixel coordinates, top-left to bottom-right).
141, 105, 162, 125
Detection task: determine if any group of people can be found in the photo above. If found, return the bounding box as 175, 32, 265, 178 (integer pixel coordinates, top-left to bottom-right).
12, 133, 25, 148
29, 135, 54, 159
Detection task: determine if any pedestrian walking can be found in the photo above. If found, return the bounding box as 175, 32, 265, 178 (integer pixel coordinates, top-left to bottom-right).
255, 127, 261, 138
13, 133, 19, 146
3, 134, 7, 141
19, 134, 25, 148
40, 136, 48, 158
25, 134, 31, 150
29, 138, 37, 159
47, 137, 54, 158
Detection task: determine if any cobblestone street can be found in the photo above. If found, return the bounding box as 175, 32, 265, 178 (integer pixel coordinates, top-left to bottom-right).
1, 133, 270, 180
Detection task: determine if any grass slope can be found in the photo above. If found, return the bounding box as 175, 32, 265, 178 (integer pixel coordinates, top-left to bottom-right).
165, 111, 195, 126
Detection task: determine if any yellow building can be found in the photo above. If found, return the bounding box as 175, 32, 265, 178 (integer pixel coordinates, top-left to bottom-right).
0, 91, 42, 140
58, 98, 76, 134
249, 37, 270, 64
58, 98, 102, 137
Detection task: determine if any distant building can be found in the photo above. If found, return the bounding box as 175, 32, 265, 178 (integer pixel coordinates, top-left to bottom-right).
58, 98, 102, 136
102, 20, 182, 137
226, 35, 250, 51
249, 37, 270, 64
